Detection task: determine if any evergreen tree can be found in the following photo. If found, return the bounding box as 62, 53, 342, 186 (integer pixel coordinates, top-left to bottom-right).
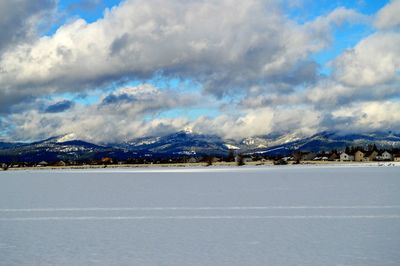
345, 146, 350, 154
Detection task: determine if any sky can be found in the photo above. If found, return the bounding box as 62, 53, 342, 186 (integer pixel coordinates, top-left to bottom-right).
0, 0, 399, 143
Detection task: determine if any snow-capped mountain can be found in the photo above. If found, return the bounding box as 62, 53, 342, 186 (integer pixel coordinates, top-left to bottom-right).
0, 134, 106, 163
54, 133, 77, 143
114, 130, 228, 156
238, 133, 302, 150
252, 131, 400, 155
1, 131, 400, 163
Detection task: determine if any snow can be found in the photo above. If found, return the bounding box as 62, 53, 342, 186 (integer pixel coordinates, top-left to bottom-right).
55, 133, 77, 143
0, 166, 400, 265
183, 126, 193, 134
224, 143, 240, 150
129, 137, 160, 146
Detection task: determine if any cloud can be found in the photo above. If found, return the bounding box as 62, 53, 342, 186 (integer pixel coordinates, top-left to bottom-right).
1, 0, 398, 142
331, 32, 400, 88
191, 106, 323, 140
99, 84, 196, 114
306, 79, 400, 108
5, 102, 325, 142
0, 0, 364, 113
332, 101, 400, 132
374, 0, 400, 29
4, 84, 198, 142
44, 100, 75, 113
0, 0, 56, 53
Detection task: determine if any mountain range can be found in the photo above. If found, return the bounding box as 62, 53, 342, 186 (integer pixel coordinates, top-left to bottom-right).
1, 130, 400, 163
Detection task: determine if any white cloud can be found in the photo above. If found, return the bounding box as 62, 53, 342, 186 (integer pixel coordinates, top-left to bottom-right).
331, 32, 400, 87
5, 88, 324, 142
4, 84, 197, 142
0, 0, 363, 112
192, 106, 322, 140
374, 0, 400, 29
332, 101, 400, 131
1, 0, 398, 141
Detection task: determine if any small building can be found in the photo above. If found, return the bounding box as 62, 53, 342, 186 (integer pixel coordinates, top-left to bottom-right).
101, 157, 113, 164
37, 161, 48, 167
363, 150, 378, 162
273, 158, 288, 165
55, 161, 66, 167
235, 155, 252, 163
292, 151, 302, 162
301, 152, 317, 161
187, 157, 198, 163
328, 152, 339, 161
394, 154, 400, 162
354, 150, 365, 162
376, 151, 393, 161
340, 152, 354, 161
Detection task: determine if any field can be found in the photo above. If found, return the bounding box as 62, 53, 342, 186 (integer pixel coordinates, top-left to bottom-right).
1, 165, 400, 265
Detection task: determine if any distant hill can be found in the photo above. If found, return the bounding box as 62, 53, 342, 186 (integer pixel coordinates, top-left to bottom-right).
1, 131, 400, 163
249, 131, 400, 155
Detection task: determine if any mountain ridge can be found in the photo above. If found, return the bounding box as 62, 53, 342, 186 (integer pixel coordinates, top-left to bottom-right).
1, 130, 400, 163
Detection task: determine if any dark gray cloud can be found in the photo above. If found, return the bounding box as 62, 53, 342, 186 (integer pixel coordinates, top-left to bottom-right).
0, 0, 56, 53
102, 93, 132, 105
44, 100, 74, 113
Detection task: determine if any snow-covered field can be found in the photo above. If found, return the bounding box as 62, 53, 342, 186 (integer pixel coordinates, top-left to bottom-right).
0, 165, 400, 265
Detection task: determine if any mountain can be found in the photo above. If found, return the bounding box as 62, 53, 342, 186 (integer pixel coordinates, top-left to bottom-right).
1, 131, 400, 163
250, 131, 400, 155
0, 142, 24, 149
113, 130, 229, 156
0, 135, 110, 163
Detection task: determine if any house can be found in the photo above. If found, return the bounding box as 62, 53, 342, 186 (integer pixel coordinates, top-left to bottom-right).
101, 157, 113, 164
340, 152, 354, 161
363, 150, 378, 162
292, 151, 302, 162
313, 156, 328, 161
328, 152, 339, 161
376, 151, 393, 161
394, 154, 400, 162
187, 157, 198, 163
273, 158, 288, 165
37, 161, 48, 167
301, 152, 317, 161
55, 161, 66, 167
354, 150, 365, 162
235, 155, 252, 163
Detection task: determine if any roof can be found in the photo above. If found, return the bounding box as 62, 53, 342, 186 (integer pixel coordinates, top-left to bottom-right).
364, 150, 378, 157
341, 152, 355, 156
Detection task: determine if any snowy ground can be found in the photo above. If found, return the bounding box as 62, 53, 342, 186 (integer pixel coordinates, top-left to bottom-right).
0, 165, 400, 265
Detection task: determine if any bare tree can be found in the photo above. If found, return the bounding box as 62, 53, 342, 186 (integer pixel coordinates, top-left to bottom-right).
1, 163, 9, 171
236, 154, 245, 166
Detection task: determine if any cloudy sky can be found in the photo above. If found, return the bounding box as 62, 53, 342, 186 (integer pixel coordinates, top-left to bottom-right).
0, 0, 399, 143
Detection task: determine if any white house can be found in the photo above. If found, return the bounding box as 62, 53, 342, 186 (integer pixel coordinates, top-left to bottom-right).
340, 152, 354, 161
376, 151, 393, 161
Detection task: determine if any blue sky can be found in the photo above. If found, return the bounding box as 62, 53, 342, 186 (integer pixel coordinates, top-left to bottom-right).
0, 0, 399, 142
